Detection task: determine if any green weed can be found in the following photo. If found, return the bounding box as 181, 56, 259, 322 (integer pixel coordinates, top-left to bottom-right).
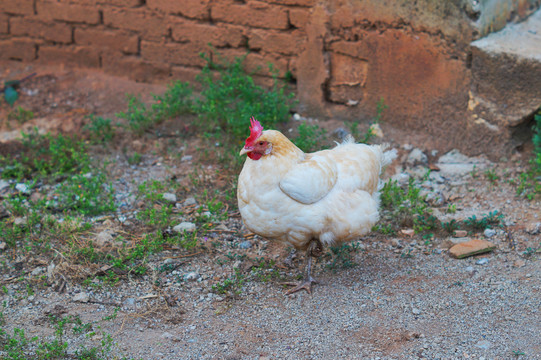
293, 121, 328, 152
463, 210, 504, 230
326, 242, 360, 271
7, 106, 34, 123
84, 115, 114, 143
212, 268, 245, 297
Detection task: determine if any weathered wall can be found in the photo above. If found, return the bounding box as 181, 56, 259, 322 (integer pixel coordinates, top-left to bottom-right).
0, 0, 539, 157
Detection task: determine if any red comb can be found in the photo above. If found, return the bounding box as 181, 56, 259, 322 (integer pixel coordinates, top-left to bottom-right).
245, 117, 263, 147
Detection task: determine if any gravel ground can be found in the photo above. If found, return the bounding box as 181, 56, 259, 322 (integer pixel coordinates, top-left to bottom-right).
0, 63, 539, 359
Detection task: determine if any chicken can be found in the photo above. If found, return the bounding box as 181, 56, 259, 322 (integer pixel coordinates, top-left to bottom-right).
237, 117, 396, 294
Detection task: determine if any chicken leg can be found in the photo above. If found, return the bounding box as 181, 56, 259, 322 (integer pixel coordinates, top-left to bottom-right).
284, 239, 323, 295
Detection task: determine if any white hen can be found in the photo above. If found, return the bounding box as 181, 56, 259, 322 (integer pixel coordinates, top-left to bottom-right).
238, 117, 395, 293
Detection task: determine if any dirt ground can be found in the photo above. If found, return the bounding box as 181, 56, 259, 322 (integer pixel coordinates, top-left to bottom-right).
0, 61, 540, 360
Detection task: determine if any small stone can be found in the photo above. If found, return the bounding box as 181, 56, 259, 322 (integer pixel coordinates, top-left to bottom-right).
406, 148, 428, 166
293, 113, 302, 121
401, 229, 415, 237
14, 217, 27, 226
449, 237, 471, 245
173, 222, 196, 233
412, 308, 421, 315
453, 230, 468, 238
525, 222, 540, 235
183, 197, 197, 206
95, 230, 114, 247
465, 266, 475, 273
123, 297, 135, 307
0, 242, 6, 251
0, 179, 9, 191
513, 260, 526, 268
239, 241, 252, 249
181, 155, 193, 162
476, 258, 489, 265
475, 340, 491, 350
449, 239, 496, 259
162, 193, 177, 203
73, 292, 90, 303
184, 272, 199, 281
15, 183, 29, 193
483, 228, 496, 238
31, 267, 45, 276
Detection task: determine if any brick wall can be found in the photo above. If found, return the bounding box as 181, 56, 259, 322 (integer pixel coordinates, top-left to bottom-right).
0, 0, 538, 157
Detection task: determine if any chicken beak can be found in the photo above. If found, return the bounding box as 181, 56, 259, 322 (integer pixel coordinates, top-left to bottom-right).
239, 146, 253, 156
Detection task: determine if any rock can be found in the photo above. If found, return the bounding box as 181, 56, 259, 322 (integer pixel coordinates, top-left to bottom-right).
239, 241, 252, 249
369, 123, 384, 138
406, 148, 428, 166
475, 340, 492, 350
95, 230, 114, 247
513, 260, 526, 268
0, 242, 6, 251
453, 230, 468, 237
47, 262, 56, 281
412, 308, 421, 315
449, 239, 496, 259
183, 196, 197, 206
391, 172, 410, 186
448, 237, 471, 245
15, 183, 30, 193
31, 267, 45, 276
483, 228, 496, 238
184, 272, 199, 281
475, 258, 490, 265
73, 292, 90, 303
0, 179, 10, 191
123, 297, 136, 307
525, 222, 540, 235
162, 193, 177, 203
436, 149, 490, 177
173, 222, 196, 233
401, 229, 415, 237
14, 217, 27, 226
181, 155, 193, 162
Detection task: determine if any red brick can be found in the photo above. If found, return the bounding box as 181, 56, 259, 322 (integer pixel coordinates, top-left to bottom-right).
289, 8, 310, 29
52, 0, 142, 6
102, 52, 170, 82
211, 1, 289, 30
260, 0, 316, 6
0, 38, 37, 61
75, 27, 138, 54
141, 40, 209, 67
103, 8, 168, 40
39, 45, 100, 67
147, 0, 210, 20
248, 29, 305, 55
36, 2, 100, 24
171, 65, 203, 87
171, 20, 244, 48
0, 0, 34, 16
10, 18, 72, 43
0, 14, 8, 34
216, 48, 288, 77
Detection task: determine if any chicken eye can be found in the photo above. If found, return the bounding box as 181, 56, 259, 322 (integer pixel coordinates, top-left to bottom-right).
259, 141, 264, 146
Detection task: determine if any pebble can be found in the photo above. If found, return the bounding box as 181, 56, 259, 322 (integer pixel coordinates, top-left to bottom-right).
483, 228, 496, 238
475, 340, 492, 350
239, 241, 252, 249
95, 230, 114, 247
476, 258, 489, 265
184, 272, 199, 281
31, 267, 45, 276
73, 292, 90, 303
406, 148, 428, 166
173, 222, 196, 233
162, 193, 177, 203
15, 183, 30, 193
412, 308, 421, 315
0, 179, 9, 191
183, 197, 197, 206
181, 155, 193, 162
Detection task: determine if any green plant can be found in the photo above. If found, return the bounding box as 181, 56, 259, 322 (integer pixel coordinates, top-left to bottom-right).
463, 210, 504, 230
442, 219, 460, 234
326, 242, 360, 271
84, 115, 114, 143
7, 106, 34, 123
485, 169, 500, 185
347, 98, 387, 143
515, 110, 541, 200
212, 268, 245, 296
152, 80, 193, 119
128, 152, 142, 165
117, 95, 153, 135
293, 121, 328, 152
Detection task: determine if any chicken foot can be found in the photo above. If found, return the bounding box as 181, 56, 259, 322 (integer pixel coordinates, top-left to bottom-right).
283, 248, 297, 268
283, 239, 323, 295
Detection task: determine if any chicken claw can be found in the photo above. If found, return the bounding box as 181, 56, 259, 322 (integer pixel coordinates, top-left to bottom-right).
283, 240, 321, 295
283, 276, 319, 295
